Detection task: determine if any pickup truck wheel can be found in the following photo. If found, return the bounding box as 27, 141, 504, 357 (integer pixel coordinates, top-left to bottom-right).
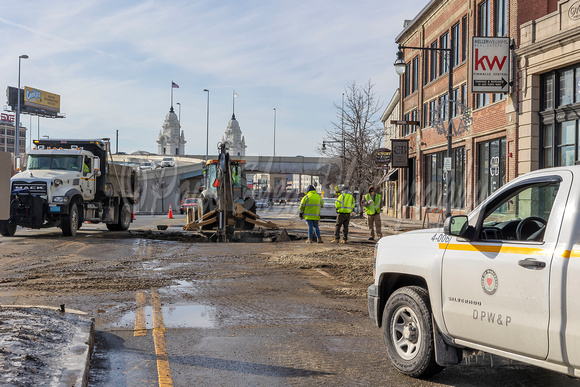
382, 286, 443, 378
62, 203, 79, 237
0, 221, 17, 237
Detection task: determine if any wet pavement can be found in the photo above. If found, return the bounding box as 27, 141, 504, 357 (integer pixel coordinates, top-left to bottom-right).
1, 209, 579, 386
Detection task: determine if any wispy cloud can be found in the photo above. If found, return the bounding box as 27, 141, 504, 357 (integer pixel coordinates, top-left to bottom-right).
1, 0, 426, 155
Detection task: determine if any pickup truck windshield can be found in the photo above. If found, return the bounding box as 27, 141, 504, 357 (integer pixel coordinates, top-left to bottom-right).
28, 155, 83, 171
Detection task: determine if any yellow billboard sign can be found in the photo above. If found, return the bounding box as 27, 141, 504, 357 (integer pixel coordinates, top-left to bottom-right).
24, 86, 60, 113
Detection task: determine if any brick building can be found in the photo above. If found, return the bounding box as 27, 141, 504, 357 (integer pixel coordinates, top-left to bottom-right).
0, 112, 26, 157
394, 0, 556, 222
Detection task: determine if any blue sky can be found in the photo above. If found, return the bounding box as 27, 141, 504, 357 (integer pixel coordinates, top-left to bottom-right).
1, 0, 426, 157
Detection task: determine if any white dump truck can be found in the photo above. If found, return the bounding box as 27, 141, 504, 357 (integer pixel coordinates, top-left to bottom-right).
0, 138, 137, 237
369, 165, 580, 378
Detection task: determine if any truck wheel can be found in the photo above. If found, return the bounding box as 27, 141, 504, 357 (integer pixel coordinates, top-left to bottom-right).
62, 203, 79, 237
382, 286, 443, 378
106, 203, 131, 231
0, 221, 17, 237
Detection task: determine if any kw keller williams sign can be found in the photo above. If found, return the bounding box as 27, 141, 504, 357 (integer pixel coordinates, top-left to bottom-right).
472, 37, 510, 94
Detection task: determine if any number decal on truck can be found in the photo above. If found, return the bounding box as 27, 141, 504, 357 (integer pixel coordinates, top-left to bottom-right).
431, 233, 451, 243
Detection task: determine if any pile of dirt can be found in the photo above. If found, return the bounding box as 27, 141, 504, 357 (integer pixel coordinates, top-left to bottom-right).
270, 243, 375, 297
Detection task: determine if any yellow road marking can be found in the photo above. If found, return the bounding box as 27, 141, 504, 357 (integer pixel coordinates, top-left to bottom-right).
151, 290, 173, 387
134, 291, 147, 337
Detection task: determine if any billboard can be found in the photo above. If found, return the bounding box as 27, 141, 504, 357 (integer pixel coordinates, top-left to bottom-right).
24, 86, 60, 113
472, 37, 510, 93
6, 86, 64, 118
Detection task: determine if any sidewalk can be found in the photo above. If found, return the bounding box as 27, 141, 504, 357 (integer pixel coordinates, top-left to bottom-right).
0, 306, 94, 387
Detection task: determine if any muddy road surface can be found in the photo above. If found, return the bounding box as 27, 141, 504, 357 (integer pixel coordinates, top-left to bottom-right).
0, 211, 577, 386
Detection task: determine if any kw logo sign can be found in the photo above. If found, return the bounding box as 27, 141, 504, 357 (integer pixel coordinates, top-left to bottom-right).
472, 37, 510, 93
474, 49, 507, 71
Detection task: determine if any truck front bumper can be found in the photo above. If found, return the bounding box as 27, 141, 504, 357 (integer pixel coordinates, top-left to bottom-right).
368, 284, 381, 327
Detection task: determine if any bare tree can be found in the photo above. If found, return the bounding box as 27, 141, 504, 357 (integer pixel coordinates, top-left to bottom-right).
151, 170, 171, 213
323, 80, 383, 192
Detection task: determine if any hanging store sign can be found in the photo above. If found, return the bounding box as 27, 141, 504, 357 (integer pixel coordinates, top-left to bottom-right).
472, 37, 510, 94
391, 139, 409, 168
374, 148, 391, 166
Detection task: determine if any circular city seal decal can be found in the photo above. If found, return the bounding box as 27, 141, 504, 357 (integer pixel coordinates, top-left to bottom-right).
481, 269, 498, 295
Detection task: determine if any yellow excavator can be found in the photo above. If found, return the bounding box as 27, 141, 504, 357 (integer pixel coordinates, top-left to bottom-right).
184, 142, 277, 241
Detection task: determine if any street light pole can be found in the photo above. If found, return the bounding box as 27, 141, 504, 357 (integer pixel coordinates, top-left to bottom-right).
15, 54, 28, 165
273, 108, 276, 158
176, 102, 181, 155
395, 37, 454, 218
203, 89, 210, 162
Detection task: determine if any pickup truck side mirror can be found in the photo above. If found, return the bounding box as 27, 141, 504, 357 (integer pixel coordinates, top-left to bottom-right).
444, 215, 474, 240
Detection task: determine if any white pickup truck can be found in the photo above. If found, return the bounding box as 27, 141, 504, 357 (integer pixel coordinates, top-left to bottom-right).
368, 166, 580, 378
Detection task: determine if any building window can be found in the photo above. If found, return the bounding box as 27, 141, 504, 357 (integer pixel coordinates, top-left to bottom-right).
559, 120, 576, 166
404, 62, 411, 97
493, 93, 506, 102
406, 157, 416, 206
495, 0, 508, 36
541, 66, 580, 168
424, 147, 465, 208
452, 87, 460, 117
430, 41, 438, 82
439, 32, 449, 76
461, 16, 468, 62
560, 69, 574, 106
543, 73, 554, 110
423, 102, 428, 128
476, 93, 489, 108
412, 56, 418, 93
477, 138, 506, 203
424, 53, 429, 86
461, 84, 466, 106
438, 93, 448, 122
429, 99, 437, 126
404, 110, 418, 136
478, 0, 491, 37
543, 124, 554, 168
451, 22, 460, 68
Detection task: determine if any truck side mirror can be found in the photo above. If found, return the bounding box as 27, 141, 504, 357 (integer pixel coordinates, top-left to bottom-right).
93, 157, 101, 177
444, 215, 474, 239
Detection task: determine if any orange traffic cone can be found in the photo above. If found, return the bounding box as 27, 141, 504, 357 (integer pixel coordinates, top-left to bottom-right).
168, 204, 174, 219
133, 211, 136, 220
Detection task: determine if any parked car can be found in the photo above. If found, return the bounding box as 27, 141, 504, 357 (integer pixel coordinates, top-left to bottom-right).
180, 198, 200, 214
161, 157, 175, 167
255, 199, 270, 209
139, 161, 155, 171
319, 198, 338, 220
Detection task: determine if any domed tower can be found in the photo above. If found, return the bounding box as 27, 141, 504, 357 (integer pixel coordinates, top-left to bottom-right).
157, 106, 186, 155
222, 114, 247, 157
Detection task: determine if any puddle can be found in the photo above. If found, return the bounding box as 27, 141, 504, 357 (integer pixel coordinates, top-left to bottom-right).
115, 303, 215, 329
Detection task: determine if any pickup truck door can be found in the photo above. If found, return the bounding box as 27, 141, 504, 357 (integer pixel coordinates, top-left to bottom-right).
441, 174, 570, 360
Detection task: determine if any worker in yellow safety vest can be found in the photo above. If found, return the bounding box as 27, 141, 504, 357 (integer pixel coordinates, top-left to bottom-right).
299, 185, 323, 243
362, 185, 382, 241
332, 185, 355, 243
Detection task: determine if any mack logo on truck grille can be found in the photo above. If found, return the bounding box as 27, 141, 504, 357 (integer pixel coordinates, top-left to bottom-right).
12, 182, 47, 195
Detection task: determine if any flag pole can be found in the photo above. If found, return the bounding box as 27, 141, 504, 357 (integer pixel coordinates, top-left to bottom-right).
232, 90, 235, 118
171, 81, 174, 110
